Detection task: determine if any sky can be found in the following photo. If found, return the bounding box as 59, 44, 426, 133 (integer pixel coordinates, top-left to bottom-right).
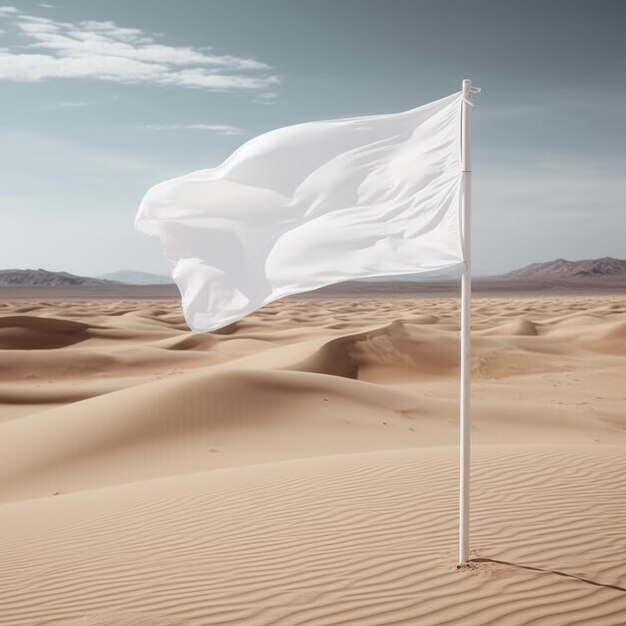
0, 0, 624, 277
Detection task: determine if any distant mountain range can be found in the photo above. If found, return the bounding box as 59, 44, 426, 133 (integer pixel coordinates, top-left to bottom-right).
0, 258, 624, 287
97, 270, 174, 285
0, 269, 116, 287
0, 269, 172, 287
502, 257, 626, 280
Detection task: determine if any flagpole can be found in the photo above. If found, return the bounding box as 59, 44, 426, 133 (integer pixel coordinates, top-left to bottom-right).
459, 78, 473, 565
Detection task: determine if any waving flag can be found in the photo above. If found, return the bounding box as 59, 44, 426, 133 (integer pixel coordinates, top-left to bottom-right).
136, 91, 464, 332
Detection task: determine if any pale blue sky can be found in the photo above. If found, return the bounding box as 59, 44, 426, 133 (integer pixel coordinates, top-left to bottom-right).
0, 0, 624, 276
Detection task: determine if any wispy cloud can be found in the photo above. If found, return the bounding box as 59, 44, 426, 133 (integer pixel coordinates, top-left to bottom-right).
38, 3, 56, 8
137, 123, 245, 135
0, 8, 279, 92
49, 100, 91, 108
253, 92, 279, 105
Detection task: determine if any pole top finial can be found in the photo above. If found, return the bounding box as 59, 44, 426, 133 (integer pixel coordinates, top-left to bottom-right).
462, 80, 481, 104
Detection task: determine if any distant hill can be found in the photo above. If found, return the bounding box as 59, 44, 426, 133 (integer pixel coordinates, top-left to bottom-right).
98, 270, 173, 285
0, 258, 623, 294
502, 257, 626, 280
0, 269, 118, 287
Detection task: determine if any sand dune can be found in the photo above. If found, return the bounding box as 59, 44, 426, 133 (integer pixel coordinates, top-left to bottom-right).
0, 315, 98, 350
0, 295, 625, 624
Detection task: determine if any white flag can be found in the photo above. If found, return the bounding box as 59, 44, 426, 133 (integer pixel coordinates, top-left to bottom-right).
136, 91, 464, 332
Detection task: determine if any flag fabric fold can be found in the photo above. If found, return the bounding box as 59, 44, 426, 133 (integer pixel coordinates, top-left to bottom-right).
136, 91, 464, 332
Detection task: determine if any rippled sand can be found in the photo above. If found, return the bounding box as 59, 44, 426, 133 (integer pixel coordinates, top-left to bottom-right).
1, 295, 625, 624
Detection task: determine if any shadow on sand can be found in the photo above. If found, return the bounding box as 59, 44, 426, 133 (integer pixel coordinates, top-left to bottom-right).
463, 557, 626, 593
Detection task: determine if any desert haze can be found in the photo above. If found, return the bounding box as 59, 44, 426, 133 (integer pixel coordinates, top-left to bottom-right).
0, 285, 625, 624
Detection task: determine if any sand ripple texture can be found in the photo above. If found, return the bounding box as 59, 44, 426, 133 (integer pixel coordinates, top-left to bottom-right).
0, 296, 625, 625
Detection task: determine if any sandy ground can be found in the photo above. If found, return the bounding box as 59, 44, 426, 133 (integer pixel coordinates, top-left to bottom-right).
0, 295, 625, 625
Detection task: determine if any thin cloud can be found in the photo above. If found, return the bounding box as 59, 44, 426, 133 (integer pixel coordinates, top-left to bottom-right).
137, 123, 245, 135
253, 92, 279, 105
50, 100, 91, 108
0, 9, 279, 92
38, 3, 56, 8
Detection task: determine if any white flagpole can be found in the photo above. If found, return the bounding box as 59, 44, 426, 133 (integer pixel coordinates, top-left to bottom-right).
459, 78, 473, 565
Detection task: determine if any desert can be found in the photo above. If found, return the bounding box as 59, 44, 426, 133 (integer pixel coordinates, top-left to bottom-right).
1, 288, 625, 624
